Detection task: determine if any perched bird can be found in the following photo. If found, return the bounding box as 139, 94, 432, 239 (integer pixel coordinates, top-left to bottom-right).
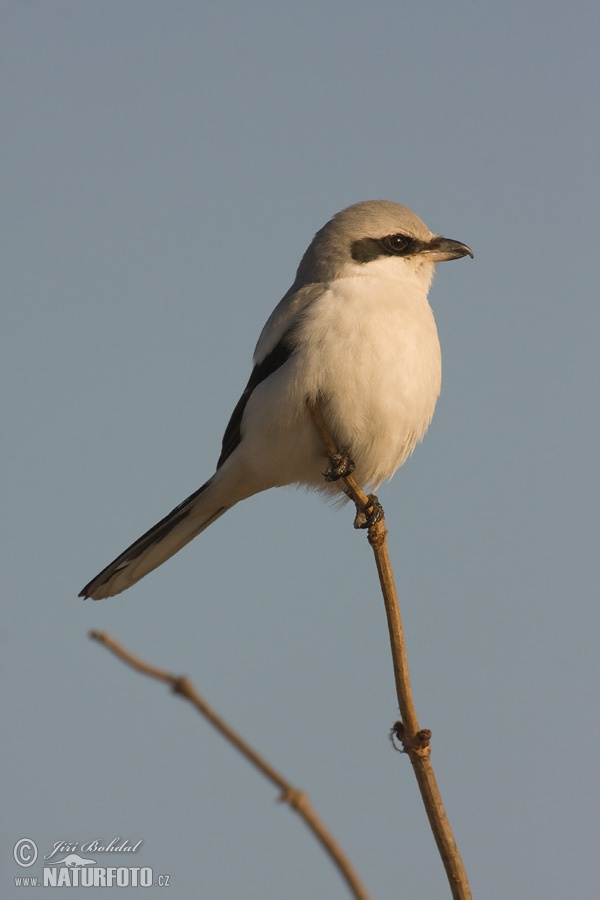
80, 201, 472, 599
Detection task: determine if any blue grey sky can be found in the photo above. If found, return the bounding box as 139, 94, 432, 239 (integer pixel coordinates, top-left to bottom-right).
3, 2, 599, 897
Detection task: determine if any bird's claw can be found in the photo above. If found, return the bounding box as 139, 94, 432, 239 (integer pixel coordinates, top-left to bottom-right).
324, 449, 356, 482
353, 494, 384, 529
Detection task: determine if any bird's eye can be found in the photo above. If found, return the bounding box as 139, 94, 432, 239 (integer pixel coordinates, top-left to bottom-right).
383, 233, 411, 254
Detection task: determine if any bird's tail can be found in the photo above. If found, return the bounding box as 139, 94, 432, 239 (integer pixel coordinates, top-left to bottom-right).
79, 477, 231, 599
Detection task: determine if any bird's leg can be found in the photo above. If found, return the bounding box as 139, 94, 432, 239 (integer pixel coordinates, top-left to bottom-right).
353, 494, 384, 530
323, 448, 356, 482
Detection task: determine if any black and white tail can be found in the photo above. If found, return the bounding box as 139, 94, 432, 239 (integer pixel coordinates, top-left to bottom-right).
79, 478, 231, 599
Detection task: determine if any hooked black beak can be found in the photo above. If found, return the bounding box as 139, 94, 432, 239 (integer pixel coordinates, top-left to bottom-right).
418, 235, 474, 262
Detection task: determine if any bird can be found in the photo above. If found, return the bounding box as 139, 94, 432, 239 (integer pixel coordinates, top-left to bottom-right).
80, 200, 472, 600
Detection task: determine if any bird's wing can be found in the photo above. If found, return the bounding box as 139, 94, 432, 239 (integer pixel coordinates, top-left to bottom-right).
217, 282, 325, 469
217, 336, 294, 468
253, 282, 324, 363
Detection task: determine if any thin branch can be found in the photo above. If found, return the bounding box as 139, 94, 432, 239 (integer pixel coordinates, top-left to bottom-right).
307, 400, 472, 900
89, 630, 369, 900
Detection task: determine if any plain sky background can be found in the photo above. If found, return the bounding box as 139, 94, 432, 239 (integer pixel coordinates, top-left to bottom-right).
3, 1, 599, 897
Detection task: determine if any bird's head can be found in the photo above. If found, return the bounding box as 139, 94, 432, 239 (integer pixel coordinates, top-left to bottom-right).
295, 200, 472, 290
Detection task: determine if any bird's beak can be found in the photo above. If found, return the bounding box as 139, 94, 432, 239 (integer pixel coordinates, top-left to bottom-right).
419, 236, 474, 262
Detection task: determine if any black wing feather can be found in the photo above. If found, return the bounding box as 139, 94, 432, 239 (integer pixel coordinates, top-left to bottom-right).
217, 337, 294, 469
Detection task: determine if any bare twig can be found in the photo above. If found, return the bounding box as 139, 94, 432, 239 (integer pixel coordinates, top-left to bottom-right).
307, 400, 472, 900
89, 630, 369, 900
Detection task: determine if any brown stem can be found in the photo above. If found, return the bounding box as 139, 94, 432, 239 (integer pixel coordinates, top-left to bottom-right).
307, 400, 472, 900
89, 630, 369, 900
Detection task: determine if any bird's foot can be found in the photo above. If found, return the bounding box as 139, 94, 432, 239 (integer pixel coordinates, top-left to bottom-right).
324, 449, 356, 482
353, 494, 384, 530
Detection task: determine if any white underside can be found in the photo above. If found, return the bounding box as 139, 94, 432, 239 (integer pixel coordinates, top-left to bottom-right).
225, 263, 441, 496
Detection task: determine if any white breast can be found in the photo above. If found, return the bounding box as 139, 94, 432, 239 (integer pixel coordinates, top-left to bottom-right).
291, 266, 442, 489
230, 260, 442, 497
